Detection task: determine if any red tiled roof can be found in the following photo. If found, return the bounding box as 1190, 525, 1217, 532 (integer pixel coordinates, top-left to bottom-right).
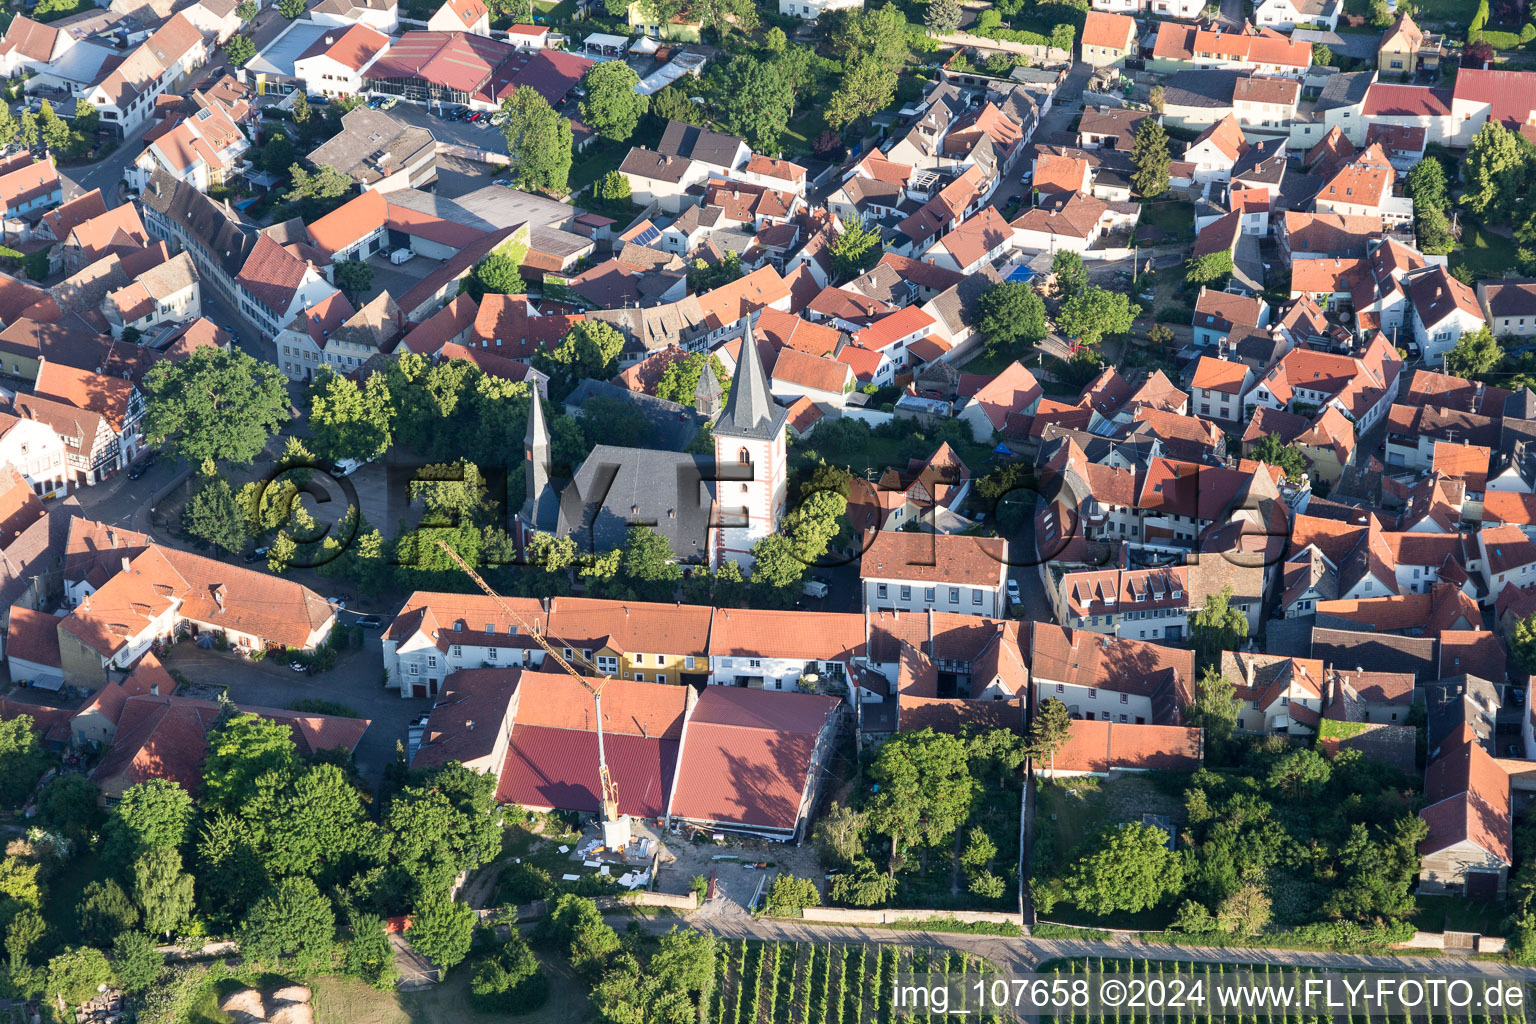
6, 604, 59, 668
1049, 719, 1202, 773
861, 531, 1006, 587
772, 347, 850, 394
668, 686, 837, 831
1081, 10, 1135, 49
1453, 69, 1536, 128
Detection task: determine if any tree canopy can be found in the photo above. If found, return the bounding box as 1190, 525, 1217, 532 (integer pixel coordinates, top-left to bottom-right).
142, 348, 290, 465
581, 61, 648, 142
500, 87, 573, 194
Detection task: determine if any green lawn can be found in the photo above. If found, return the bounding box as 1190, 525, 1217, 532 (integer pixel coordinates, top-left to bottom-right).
1411, 893, 1508, 936
1451, 221, 1521, 282
1136, 199, 1195, 243
312, 961, 591, 1024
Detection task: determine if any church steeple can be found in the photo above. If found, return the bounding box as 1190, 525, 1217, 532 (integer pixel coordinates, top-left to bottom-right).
522, 390, 556, 530
715, 325, 788, 441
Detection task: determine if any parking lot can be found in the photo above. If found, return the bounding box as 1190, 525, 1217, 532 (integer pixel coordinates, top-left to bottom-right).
383, 98, 509, 157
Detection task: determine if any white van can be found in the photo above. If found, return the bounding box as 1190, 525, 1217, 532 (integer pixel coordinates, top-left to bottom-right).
390, 248, 415, 265
802, 580, 829, 599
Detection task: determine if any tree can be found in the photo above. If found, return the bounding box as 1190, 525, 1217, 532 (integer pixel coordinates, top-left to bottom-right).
17, 110, 37, 151
470, 934, 546, 1012
926, 0, 960, 33
1188, 666, 1240, 747
1148, 85, 1165, 113
224, 34, 256, 68
408, 896, 475, 972
46, 947, 115, 1009
1191, 586, 1248, 672
183, 465, 246, 554
960, 827, 996, 872
242, 877, 336, 976
279, 0, 306, 16
1215, 883, 1271, 935
236, 0, 256, 17
865, 729, 976, 858
142, 348, 289, 465
0, 715, 46, 808
202, 712, 298, 812
714, 56, 793, 153
1065, 821, 1185, 916
618, 523, 681, 600
468, 247, 528, 299
500, 86, 573, 194
38, 774, 103, 841
829, 867, 898, 906
534, 320, 626, 394
654, 352, 730, 408
1415, 204, 1456, 256
77, 880, 140, 946
1249, 431, 1308, 482
826, 55, 898, 131
0, 106, 19, 151
763, 875, 821, 916
36, 100, 68, 154
597, 169, 631, 203
110, 932, 162, 994
976, 282, 1047, 352
812, 801, 867, 868
581, 61, 648, 142
1465, 38, 1495, 65
73, 98, 99, 140
1325, 815, 1428, 922
1463, 121, 1527, 219
1027, 697, 1072, 772
694, 0, 757, 43
1186, 250, 1235, 289
308, 369, 392, 464
829, 217, 882, 280
132, 847, 195, 939
1266, 748, 1332, 801
1130, 118, 1171, 199
1407, 156, 1449, 213
1051, 251, 1088, 297
1444, 326, 1502, 378
764, 25, 788, 51
5, 908, 44, 965
1369, 0, 1393, 26
1056, 287, 1140, 347
104, 779, 194, 864
1312, 42, 1334, 66
1513, 612, 1536, 672
649, 85, 703, 127
335, 258, 373, 303
344, 913, 398, 990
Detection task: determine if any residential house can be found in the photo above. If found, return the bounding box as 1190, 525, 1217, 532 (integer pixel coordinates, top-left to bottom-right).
1052, 565, 1191, 641
1242, 336, 1401, 434
1080, 12, 1137, 67
101, 251, 200, 340
1037, 719, 1203, 777
769, 348, 853, 408
1255, 0, 1340, 31
0, 152, 61, 226
58, 544, 336, 687
957, 361, 1043, 441
1378, 12, 1441, 77
31, 362, 146, 473
0, 16, 74, 77
1419, 723, 1511, 897
1029, 623, 1195, 725
1408, 265, 1488, 367
1478, 279, 1536, 341
1190, 356, 1256, 422
1222, 652, 1325, 735
861, 530, 1008, 618
294, 23, 389, 99
427, 0, 490, 34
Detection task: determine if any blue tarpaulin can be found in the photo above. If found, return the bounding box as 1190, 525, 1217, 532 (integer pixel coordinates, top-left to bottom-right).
1006, 265, 1036, 283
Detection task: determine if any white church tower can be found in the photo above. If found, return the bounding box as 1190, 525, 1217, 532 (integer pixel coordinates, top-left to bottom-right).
713, 326, 789, 569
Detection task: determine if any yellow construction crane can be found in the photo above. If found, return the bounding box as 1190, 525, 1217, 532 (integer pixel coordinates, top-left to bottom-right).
435, 541, 629, 849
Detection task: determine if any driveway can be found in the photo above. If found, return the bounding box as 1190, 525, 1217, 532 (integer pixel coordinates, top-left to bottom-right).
159, 635, 431, 794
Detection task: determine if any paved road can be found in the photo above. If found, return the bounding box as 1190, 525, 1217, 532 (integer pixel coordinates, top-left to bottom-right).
625, 910, 1536, 981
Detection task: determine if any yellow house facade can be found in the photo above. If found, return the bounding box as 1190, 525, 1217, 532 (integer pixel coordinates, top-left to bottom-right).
548, 597, 714, 686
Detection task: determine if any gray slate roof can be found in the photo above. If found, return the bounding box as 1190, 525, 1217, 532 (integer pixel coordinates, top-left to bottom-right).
713, 328, 788, 442
562, 378, 704, 452
557, 445, 716, 561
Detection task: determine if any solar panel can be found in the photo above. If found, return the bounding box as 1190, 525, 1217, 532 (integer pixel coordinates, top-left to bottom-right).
629, 224, 661, 247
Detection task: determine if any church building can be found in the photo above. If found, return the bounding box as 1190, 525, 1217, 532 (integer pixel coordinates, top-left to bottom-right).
520, 328, 788, 571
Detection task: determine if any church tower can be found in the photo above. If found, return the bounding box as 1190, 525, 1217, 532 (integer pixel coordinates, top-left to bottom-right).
521, 391, 559, 535
713, 326, 789, 569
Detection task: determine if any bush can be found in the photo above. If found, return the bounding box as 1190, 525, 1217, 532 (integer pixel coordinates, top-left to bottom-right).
1156, 305, 1194, 323
469, 934, 548, 1013
1480, 28, 1524, 47
763, 875, 821, 916
496, 863, 557, 905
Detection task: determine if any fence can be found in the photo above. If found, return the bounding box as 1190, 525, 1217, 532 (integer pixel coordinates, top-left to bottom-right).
799, 907, 1022, 926
933, 32, 1071, 62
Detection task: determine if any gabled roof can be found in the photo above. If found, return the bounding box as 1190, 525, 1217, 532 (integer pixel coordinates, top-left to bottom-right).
1081, 10, 1136, 49
861, 530, 1005, 586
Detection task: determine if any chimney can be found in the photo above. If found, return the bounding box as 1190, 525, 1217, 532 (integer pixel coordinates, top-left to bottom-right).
120, 556, 130, 573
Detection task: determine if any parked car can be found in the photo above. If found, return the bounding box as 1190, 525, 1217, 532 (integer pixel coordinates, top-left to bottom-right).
128, 461, 149, 480
493, 179, 512, 187
380, 96, 399, 110
802, 580, 828, 599
1006, 578, 1020, 605
328, 595, 350, 608
390, 248, 415, 265
356, 615, 383, 629
367, 95, 384, 108
467, 111, 483, 122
